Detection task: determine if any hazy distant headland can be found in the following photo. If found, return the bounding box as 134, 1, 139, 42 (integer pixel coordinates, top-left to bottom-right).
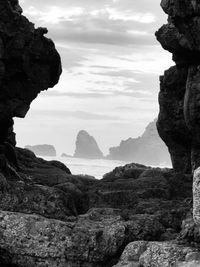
107, 119, 171, 166
25, 120, 171, 166
25, 144, 57, 157
59, 120, 171, 166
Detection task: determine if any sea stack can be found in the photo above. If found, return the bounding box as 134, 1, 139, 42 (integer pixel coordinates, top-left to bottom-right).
74, 130, 104, 159
156, 0, 200, 224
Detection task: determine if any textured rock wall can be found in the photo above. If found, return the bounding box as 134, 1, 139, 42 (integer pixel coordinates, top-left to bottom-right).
156, 0, 200, 225
156, 1, 200, 173
0, 0, 61, 170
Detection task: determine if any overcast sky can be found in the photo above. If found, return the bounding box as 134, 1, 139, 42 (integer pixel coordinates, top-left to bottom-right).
15, 0, 172, 155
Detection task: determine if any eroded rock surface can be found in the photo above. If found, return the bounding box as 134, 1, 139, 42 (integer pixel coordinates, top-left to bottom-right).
0, 148, 194, 266
114, 240, 200, 267
0, 0, 61, 175
0, 0, 197, 266
156, 0, 200, 173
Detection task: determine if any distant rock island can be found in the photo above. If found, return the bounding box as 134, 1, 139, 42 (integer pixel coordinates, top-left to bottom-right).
74, 130, 104, 159
107, 119, 171, 166
25, 145, 57, 157
61, 153, 73, 158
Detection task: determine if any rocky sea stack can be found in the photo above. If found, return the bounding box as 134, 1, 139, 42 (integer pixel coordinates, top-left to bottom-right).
74, 130, 104, 159
0, 0, 199, 266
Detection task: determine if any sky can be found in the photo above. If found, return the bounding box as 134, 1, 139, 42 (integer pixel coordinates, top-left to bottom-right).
14, 0, 173, 155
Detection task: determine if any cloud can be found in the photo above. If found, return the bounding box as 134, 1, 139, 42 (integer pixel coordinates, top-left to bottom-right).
22, 0, 158, 47
90, 69, 140, 79
42, 90, 109, 99
42, 88, 153, 100
53, 28, 155, 46
31, 109, 120, 121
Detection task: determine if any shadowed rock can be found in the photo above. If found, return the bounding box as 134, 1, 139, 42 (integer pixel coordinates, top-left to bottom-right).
156, 0, 200, 173
156, 0, 200, 231
0, 0, 61, 174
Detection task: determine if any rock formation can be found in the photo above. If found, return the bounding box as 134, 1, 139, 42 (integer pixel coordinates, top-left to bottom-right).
156, 0, 200, 227
0, 0, 198, 266
0, 0, 61, 174
107, 119, 171, 166
25, 144, 57, 157
74, 130, 104, 159
156, 0, 200, 174
0, 150, 195, 266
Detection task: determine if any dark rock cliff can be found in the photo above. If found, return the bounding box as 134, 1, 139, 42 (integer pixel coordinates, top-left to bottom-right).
107, 119, 171, 166
156, 0, 200, 173
74, 130, 104, 159
0, 0, 61, 173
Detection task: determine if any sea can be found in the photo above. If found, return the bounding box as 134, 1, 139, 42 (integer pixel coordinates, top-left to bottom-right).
43, 156, 127, 180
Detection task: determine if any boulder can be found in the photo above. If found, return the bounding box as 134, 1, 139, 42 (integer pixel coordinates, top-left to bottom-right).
0, 209, 163, 267
114, 240, 200, 267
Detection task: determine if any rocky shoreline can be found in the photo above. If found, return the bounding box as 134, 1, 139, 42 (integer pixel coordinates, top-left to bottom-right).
0, 0, 200, 266
0, 147, 196, 266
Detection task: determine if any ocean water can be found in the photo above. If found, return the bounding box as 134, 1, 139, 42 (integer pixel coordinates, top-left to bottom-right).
43, 156, 127, 180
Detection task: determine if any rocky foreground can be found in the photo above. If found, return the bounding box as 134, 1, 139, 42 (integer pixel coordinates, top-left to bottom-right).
0, 147, 196, 267
0, 0, 200, 266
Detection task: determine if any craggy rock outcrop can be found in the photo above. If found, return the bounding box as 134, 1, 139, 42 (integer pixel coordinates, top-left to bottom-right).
25, 144, 57, 157
107, 119, 171, 166
155, 0, 200, 253
155, 0, 200, 173
74, 130, 104, 159
0, 147, 194, 266
114, 240, 200, 267
0, 0, 61, 175
0, 0, 197, 266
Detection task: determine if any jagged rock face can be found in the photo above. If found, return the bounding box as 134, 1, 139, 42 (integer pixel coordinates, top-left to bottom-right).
0, 146, 194, 266
0, 0, 61, 147
157, 66, 192, 173
156, 0, 200, 173
74, 130, 104, 159
114, 240, 199, 267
